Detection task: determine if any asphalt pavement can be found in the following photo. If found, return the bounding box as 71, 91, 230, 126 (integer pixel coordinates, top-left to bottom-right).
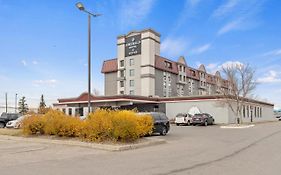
0, 122, 281, 175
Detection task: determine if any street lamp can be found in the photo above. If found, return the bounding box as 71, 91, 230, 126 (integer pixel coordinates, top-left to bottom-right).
75, 2, 101, 114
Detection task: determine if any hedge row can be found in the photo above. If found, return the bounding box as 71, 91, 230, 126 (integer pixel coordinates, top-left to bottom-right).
22, 109, 153, 142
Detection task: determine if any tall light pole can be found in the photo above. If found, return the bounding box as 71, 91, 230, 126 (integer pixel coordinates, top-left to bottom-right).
75, 2, 101, 114
15, 93, 18, 113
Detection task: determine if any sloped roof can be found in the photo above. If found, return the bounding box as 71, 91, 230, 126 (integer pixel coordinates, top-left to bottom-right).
177, 56, 187, 65
101, 59, 118, 73
186, 67, 200, 80
198, 64, 206, 72
155, 55, 178, 74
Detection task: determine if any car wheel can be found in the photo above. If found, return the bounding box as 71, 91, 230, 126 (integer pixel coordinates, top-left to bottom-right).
176, 123, 180, 126
204, 120, 208, 126
160, 126, 167, 136
0, 122, 5, 128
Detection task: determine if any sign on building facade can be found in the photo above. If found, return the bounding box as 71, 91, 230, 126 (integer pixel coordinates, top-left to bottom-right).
125, 34, 141, 57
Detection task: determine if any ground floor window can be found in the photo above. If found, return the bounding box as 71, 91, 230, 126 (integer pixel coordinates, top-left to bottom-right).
68, 108, 72, 116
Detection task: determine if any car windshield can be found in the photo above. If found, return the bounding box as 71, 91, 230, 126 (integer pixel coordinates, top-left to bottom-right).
194, 114, 202, 117
0, 113, 8, 118
176, 114, 185, 117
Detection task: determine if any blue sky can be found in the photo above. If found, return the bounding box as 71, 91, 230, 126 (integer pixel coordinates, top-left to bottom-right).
0, 0, 280, 110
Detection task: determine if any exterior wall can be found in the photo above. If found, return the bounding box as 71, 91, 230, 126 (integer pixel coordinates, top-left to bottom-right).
165, 100, 229, 124
170, 73, 178, 97
104, 72, 117, 96
116, 29, 160, 96
227, 101, 275, 123
155, 69, 164, 97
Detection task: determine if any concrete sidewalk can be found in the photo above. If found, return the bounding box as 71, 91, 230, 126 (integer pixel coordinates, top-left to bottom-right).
0, 135, 166, 151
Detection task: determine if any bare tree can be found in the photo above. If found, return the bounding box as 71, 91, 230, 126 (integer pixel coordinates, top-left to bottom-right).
220, 63, 257, 124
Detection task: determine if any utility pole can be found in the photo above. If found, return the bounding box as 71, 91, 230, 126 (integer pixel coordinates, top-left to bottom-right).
15, 93, 18, 113
5, 93, 7, 113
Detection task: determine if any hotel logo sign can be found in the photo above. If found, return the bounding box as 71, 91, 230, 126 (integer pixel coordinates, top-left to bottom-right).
125, 34, 141, 57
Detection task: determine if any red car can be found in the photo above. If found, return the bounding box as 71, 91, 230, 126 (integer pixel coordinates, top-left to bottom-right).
192, 113, 215, 126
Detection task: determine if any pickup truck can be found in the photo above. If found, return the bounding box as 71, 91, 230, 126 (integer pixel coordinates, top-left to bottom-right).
0, 113, 21, 128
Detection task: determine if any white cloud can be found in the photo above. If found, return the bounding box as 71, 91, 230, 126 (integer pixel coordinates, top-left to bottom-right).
32, 79, 58, 87
257, 71, 281, 83
188, 0, 201, 7
32, 60, 38, 65
161, 37, 188, 58
21, 60, 27, 66
206, 63, 219, 74
215, 0, 265, 35
190, 43, 211, 55
212, 0, 240, 18
119, 0, 155, 26
262, 49, 281, 57
217, 19, 241, 35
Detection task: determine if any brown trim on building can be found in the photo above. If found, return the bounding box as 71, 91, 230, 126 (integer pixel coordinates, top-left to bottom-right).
140, 64, 154, 68
57, 93, 274, 107
117, 42, 125, 46
117, 28, 161, 39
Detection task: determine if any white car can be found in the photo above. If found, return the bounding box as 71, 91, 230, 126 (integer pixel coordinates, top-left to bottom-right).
175, 113, 193, 126
5, 115, 28, 129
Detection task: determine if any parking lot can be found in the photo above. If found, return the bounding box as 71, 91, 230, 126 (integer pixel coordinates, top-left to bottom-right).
0, 122, 281, 175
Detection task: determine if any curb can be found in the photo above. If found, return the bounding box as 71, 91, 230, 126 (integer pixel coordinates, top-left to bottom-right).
220, 124, 255, 129
0, 135, 166, 152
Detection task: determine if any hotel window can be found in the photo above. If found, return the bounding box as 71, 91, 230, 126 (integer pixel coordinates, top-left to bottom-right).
120, 70, 125, 77
130, 80, 134, 87
120, 60, 124, 67
129, 69, 134, 76
130, 58, 134, 66
165, 61, 172, 69
191, 70, 196, 76
129, 90, 134, 95
120, 81, 124, 87
68, 108, 72, 116
120, 91, 124, 95
260, 108, 262, 118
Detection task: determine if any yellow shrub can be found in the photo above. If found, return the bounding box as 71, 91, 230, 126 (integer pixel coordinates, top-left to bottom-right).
22, 114, 46, 135
111, 110, 139, 142
43, 110, 84, 137
136, 114, 153, 137
21, 109, 153, 143
81, 109, 113, 142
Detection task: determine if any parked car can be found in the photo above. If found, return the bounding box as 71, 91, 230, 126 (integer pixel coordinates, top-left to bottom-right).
192, 113, 215, 126
0, 113, 21, 128
175, 113, 193, 126
138, 112, 170, 136
6, 115, 28, 129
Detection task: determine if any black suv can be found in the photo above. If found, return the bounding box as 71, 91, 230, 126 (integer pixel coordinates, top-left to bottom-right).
0, 113, 21, 128
138, 112, 170, 136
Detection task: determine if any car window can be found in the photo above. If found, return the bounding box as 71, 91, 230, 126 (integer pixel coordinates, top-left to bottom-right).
160, 113, 168, 120
152, 113, 161, 121
176, 113, 185, 117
